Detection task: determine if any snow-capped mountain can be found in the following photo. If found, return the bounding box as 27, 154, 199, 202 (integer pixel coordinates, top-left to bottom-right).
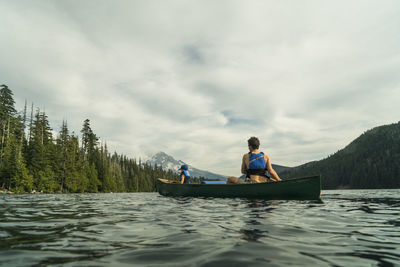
146, 152, 228, 180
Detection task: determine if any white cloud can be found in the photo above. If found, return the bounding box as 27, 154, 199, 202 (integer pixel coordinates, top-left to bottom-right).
1, 0, 400, 176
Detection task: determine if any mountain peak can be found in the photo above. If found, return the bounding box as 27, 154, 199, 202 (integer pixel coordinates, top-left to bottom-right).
150, 151, 183, 166
154, 151, 169, 157
146, 152, 227, 180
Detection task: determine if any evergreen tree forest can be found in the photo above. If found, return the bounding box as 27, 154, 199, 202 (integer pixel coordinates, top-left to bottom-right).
280, 122, 400, 189
0, 84, 177, 193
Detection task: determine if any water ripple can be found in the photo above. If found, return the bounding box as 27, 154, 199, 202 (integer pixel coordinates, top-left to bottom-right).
1, 190, 400, 266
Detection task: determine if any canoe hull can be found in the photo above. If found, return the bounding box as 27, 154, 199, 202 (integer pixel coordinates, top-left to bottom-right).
157, 175, 321, 200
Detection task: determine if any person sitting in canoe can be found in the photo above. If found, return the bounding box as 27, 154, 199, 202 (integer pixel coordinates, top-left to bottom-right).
227, 137, 281, 184
178, 164, 191, 184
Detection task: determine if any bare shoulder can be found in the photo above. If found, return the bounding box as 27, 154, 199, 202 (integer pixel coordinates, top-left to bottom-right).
264, 154, 270, 161
242, 153, 249, 160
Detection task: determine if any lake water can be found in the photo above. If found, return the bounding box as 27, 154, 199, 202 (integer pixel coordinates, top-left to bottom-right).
1, 190, 399, 267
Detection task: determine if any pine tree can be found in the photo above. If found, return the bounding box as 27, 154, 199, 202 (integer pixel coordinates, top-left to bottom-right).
0, 134, 14, 188
0, 85, 19, 189
27, 109, 58, 192
81, 119, 99, 163
0, 84, 17, 122
55, 121, 69, 191
0, 135, 33, 192
111, 152, 126, 192
100, 144, 116, 192
85, 161, 99, 193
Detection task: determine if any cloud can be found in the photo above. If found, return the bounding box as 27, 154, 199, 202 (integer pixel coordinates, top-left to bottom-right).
1, 0, 400, 176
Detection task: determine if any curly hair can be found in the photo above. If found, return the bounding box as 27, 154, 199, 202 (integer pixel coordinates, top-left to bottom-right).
247, 136, 260, 150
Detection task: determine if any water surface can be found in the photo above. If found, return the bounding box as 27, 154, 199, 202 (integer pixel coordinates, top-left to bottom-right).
1, 190, 399, 266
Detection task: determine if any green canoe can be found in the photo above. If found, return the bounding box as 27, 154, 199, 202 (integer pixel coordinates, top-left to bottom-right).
156, 175, 321, 200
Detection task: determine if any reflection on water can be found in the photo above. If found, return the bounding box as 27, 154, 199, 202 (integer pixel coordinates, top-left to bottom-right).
0, 190, 400, 266
240, 200, 276, 242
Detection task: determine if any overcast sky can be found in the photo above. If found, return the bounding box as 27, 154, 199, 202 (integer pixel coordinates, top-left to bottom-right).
1, 0, 399, 176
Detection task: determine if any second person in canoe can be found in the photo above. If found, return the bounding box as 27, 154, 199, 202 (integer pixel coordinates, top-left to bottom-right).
178, 164, 191, 184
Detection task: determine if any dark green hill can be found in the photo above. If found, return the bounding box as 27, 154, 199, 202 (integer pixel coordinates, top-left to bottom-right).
280, 122, 400, 189
273, 164, 292, 174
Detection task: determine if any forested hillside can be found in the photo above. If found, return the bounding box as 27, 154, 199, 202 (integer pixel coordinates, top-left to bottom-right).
280, 122, 400, 189
0, 84, 177, 193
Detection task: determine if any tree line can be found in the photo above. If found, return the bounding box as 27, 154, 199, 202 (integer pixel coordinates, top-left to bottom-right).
280, 121, 400, 189
0, 84, 177, 193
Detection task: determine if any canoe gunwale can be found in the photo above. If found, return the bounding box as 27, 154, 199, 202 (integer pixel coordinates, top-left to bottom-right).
157, 175, 320, 186
156, 175, 322, 200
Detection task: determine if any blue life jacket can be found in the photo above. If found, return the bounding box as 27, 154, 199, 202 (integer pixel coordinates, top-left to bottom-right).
249, 152, 266, 169
181, 170, 191, 184
247, 152, 267, 177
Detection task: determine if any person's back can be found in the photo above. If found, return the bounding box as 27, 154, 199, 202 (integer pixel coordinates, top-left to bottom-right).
178, 164, 191, 184
227, 136, 281, 184
243, 137, 281, 183
243, 151, 268, 183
